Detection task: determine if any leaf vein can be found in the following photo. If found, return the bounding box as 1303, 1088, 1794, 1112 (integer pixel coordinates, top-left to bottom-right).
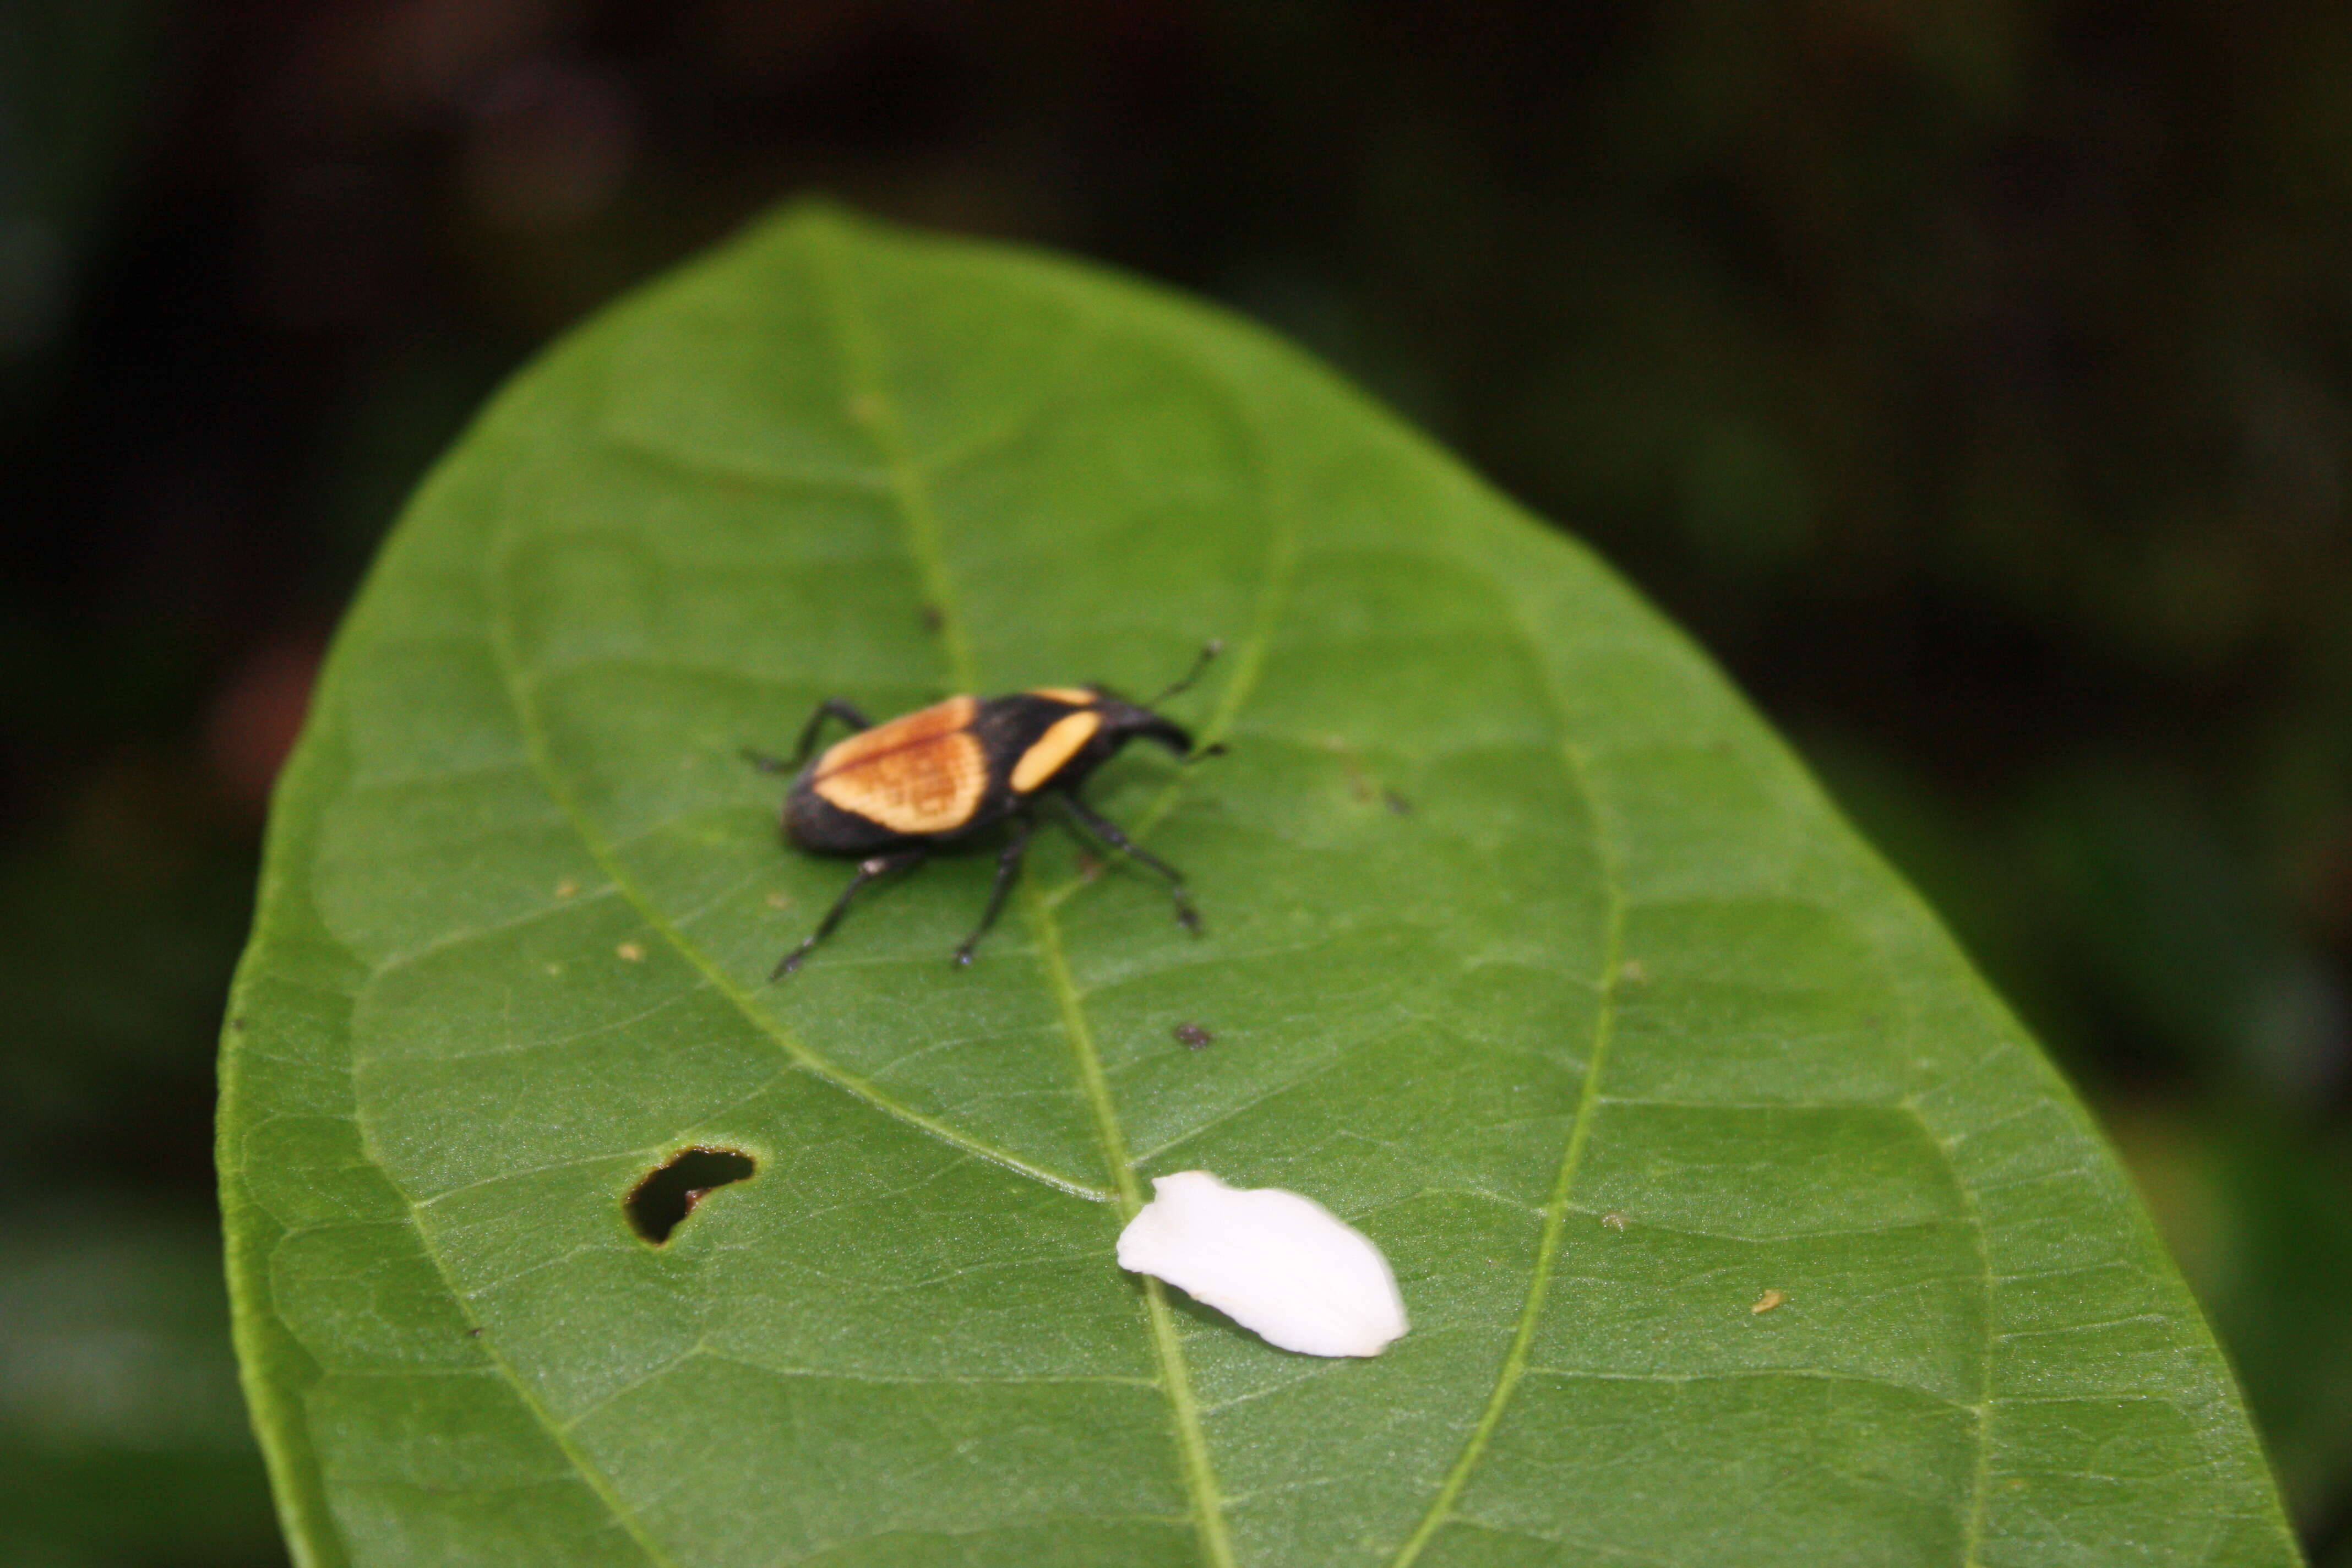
475, 634, 1107, 1198
1389, 736, 1628, 1567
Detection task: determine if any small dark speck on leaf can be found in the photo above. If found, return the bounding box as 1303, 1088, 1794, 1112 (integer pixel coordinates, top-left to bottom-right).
1174, 1022, 1213, 1050
1318, 734, 1387, 805
230, 1017, 247, 1031
627, 1147, 758, 1244
467, 1327, 483, 1337
920, 603, 944, 633
1382, 789, 1413, 816
1075, 851, 1104, 883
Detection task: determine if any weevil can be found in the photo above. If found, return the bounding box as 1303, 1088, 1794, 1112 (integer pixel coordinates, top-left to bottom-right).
748, 643, 1223, 977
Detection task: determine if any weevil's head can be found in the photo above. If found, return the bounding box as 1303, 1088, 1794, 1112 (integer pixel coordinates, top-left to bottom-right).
1084, 640, 1226, 764
1089, 693, 1199, 761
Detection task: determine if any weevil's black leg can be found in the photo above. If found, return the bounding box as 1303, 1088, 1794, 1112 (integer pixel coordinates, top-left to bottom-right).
791, 699, 875, 765
1052, 793, 1201, 932
953, 815, 1036, 967
771, 847, 926, 979
745, 699, 874, 776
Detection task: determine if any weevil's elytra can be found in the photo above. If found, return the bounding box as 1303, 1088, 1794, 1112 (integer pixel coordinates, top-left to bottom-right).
808, 695, 987, 835
748, 643, 1225, 978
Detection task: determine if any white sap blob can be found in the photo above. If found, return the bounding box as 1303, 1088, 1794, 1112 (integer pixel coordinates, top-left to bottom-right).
1115, 1171, 1409, 1358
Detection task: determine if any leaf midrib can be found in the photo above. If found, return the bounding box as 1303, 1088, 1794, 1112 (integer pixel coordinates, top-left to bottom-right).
809, 221, 1241, 1568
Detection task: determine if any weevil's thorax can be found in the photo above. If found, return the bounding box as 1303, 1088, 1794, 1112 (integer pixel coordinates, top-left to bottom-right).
980, 688, 1195, 801
974, 691, 1107, 798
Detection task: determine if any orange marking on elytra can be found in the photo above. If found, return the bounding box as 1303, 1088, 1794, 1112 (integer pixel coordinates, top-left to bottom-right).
1027, 686, 1097, 706
1010, 709, 1103, 793
813, 695, 988, 835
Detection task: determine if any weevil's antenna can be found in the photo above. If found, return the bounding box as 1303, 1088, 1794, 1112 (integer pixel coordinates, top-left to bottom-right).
1146, 639, 1223, 708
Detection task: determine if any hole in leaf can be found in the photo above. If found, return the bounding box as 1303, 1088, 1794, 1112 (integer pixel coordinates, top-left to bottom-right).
626, 1147, 756, 1244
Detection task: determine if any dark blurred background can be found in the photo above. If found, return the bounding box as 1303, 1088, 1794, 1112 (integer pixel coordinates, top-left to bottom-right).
4, 1, 2350, 1562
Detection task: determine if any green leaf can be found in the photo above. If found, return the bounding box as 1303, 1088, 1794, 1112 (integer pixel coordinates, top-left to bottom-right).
219, 206, 2297, 1568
